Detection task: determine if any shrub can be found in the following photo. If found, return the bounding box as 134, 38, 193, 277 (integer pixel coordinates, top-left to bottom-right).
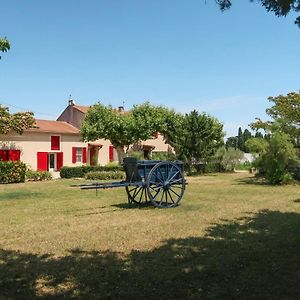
151, 151, 177, 161
204, 162, 223, 173
0, 161, 27, 184
60, 165, 123, 178
261, 132, 299, 184
126, 151, 144, 160
85, 171, 125, 180
26, 170, 52, 181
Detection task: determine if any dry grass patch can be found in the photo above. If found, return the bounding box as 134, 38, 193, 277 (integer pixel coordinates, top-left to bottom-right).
0, 173, 300, 299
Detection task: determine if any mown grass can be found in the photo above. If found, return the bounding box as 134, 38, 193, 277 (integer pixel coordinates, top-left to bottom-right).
0, 173, 299, 299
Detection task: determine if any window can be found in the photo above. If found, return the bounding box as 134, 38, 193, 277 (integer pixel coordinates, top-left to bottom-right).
51, 136, 60, 150
76, 148, 82, 162
72, 147, 87, 164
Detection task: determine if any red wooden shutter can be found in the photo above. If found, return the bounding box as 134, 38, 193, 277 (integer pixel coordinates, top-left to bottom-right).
72, 147, 77, 163
82, 147, 87, 163
8, 150, 21, 161
0, 150, 8, 161
37, 152, 48, 171
56, 152, 63, 171
51, 136, 60, 150
109, 145, 114, 162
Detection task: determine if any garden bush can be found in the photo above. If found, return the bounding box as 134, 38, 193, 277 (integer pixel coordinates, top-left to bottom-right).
151, 151, 177, 161
60, 164, 123, 178
26, 170, 52, 181
85, 171, 125, 180
0, 161, 27, 184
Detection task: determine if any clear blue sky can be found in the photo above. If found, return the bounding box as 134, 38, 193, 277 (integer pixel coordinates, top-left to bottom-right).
1, 0, 299, 137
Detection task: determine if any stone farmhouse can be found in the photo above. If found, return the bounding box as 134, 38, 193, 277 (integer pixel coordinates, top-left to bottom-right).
0, 99, 169, 172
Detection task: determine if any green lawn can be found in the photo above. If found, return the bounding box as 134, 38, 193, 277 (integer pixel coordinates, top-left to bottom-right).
0, 173, 300, 299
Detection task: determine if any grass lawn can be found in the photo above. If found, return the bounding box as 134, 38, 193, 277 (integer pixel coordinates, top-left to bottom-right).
0, 173, 300, 299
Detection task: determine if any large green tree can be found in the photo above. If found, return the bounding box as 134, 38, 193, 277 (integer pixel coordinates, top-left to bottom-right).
251, 92, 300, 146
216, 0, 300, 27
0, 105, 35, 135
165, 110, 224, 171
81, 103, 137, 161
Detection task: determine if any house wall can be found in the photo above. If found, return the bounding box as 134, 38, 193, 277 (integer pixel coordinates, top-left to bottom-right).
57, 105, 85, 129
0, 133, 118, 170
142, 133, 170, 152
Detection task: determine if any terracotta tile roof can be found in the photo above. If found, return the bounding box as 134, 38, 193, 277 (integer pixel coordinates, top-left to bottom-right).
73, 105, 90, 113
74, 104, 128, 115
27, 119, 80, 134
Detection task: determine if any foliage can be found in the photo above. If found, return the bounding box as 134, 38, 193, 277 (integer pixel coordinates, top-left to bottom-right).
0, 161, 26, 183
245, 137, 269, 155
0, 105, 35, 135
60, 165, 123, 178
26, 170, 52, 181
251, 92, 300, 146
226, 127, 256, 152
225, 136, 238, 149
151, 151, 177, 161
85, 170, 125, 180
126, 151, 144, 160
221, 147, 244, 171
80, 103, 136, 154
259, 132, 299, 184
0, 37, 10, 59
165, 110, 224, 171
216, 0, 300, 28
235, 161, 253, 171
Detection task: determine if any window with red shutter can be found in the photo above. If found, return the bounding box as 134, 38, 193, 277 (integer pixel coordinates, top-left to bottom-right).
8, 150, 20, 161
82, 148, 87, 163
72, 147, 77, 163
51, 136, 60, 150
109, 145, 114, 162
56, 152, 63, 171
0, 150, 8, 161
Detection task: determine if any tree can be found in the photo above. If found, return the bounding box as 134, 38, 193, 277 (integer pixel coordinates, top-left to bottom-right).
216, 0, 300, 28
165, 110, 224, 172
221, 147, 244, 171
245, 137, 269, 155
226, 136, 238, 149
251, 92, 300, 146
261, 132, 299, 184
81, 103, 139, 161
0, 105, 35, 135
0, 37, 10, 59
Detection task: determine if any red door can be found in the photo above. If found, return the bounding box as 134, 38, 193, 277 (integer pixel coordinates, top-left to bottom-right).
37, 152, 48, 171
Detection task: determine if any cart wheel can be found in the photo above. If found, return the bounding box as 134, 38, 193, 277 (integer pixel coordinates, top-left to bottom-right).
126, 185, 148, 205
146, 162, 185, 208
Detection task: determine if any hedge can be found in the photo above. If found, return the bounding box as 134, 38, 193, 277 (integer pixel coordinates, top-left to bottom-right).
85, 171, 125, 180
0, 161, 27, 184
60, 165, 123, 178
26, 170, 52, 181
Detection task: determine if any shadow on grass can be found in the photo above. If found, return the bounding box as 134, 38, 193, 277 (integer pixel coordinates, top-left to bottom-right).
112, 202, 154, 210
1, 210, 300, 299
292, 198, 300, 203
235, 176, 268, 186
0, 191, 44, 201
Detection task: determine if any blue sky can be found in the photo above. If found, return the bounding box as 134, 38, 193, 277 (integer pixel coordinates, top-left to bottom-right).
1, 0, 299, 137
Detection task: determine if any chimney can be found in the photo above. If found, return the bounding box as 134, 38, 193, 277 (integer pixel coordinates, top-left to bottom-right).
118, 106, 124, 114
68, 95, 75, 106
